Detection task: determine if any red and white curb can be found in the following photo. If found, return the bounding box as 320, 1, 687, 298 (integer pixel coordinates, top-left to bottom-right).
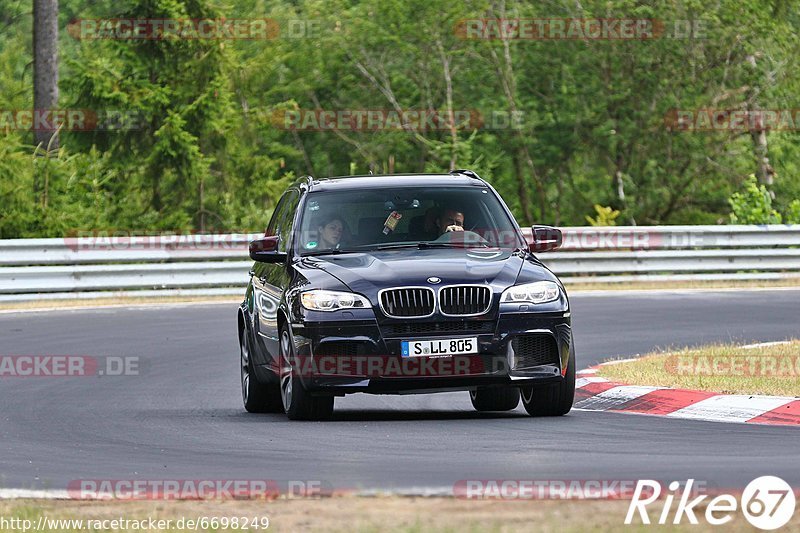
575, 361, 800, 427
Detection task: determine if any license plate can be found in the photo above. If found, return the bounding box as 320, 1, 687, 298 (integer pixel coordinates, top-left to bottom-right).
401, 337, 478, 357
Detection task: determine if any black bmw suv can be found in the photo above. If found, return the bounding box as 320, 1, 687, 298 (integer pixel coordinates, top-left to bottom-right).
238, 170, 575, 420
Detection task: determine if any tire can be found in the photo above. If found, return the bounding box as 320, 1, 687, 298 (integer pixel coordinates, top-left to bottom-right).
279, 326, 334, 421
469, 386, 520, 411
520, 344, 576, 417
240, 328, 283, 413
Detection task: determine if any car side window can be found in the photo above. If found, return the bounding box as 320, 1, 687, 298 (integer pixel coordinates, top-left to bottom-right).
276, 190, 300, 253
265, 195, 288, 238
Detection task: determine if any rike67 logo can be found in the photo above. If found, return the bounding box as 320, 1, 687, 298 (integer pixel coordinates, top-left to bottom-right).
626, 476, 796, 530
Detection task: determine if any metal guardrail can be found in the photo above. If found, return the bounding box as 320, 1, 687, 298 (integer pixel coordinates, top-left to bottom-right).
0, 233, 262, 266
1, 225, 799, 301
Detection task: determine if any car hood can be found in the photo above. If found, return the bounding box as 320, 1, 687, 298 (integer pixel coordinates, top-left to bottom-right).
294, 248, 554, 296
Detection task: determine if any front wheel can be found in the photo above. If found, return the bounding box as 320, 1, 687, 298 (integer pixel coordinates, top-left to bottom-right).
280, 326, 334, 421
240, 328, 282, 413
469, 387, 520, 411
520, 344, 576, 417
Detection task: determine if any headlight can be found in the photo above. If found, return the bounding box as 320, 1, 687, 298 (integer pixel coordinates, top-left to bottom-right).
500, 281, 560, 304
300, 290, 371, 311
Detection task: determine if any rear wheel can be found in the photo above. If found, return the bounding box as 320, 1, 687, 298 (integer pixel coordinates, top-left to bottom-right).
520, 344, 576, 417
280, 326, 334, 421
240, 329, 282, 413
470, 386, 520, 411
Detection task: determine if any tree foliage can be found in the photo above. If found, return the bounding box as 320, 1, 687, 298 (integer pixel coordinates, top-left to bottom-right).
728, 175, 782, 224
1, 0, 800, 237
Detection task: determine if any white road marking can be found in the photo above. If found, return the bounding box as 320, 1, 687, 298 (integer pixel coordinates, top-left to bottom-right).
0, 489, 70, 499
667, 395, 796, 423
576, 376, 610, 388
599, 357, 641, 366
0, 487, 457, 500
740, 341, 791, 350
574, 385, 662, 410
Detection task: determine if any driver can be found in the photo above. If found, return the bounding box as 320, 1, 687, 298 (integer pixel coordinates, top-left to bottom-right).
436, 208, 465, 235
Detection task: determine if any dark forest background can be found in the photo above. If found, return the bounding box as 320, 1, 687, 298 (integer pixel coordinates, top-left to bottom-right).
2, 0, 800, 237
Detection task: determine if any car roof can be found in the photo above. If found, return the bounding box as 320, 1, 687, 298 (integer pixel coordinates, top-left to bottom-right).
306, 173, 486, 191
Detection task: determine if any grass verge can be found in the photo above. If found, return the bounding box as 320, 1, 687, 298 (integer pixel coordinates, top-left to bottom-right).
597, 340, 800, 397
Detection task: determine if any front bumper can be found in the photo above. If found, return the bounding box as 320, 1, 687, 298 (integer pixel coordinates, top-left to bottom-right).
290, 312, 572, 395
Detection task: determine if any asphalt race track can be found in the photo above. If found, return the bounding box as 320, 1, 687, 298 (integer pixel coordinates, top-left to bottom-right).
1, 289, 799, 493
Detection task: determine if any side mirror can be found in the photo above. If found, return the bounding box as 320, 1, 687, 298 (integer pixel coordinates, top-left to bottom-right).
528, 225, 562, 253
249, 236, 287, 263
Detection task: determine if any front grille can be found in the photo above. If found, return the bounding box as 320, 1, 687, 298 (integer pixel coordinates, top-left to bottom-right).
511, 334, 559, 369
379, 287, 435, 318
439, 286, 491, 315
382, 321, 495, 338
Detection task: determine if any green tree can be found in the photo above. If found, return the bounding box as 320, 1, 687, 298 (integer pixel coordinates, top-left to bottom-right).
729, 175, 782, 224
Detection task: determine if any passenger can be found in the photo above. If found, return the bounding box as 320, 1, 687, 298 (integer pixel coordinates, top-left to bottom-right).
317, 215, 346, 250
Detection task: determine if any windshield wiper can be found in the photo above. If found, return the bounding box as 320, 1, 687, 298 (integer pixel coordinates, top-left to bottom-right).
301, 248, 363, 256
372, 242, 489, 250
303, 241, 492, 254
302, 243, 424, 254
417, 242, 466, 248
372, 243, 426, 250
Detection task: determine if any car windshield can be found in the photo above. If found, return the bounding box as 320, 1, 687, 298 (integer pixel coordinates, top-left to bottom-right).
296, 186, 524, 255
